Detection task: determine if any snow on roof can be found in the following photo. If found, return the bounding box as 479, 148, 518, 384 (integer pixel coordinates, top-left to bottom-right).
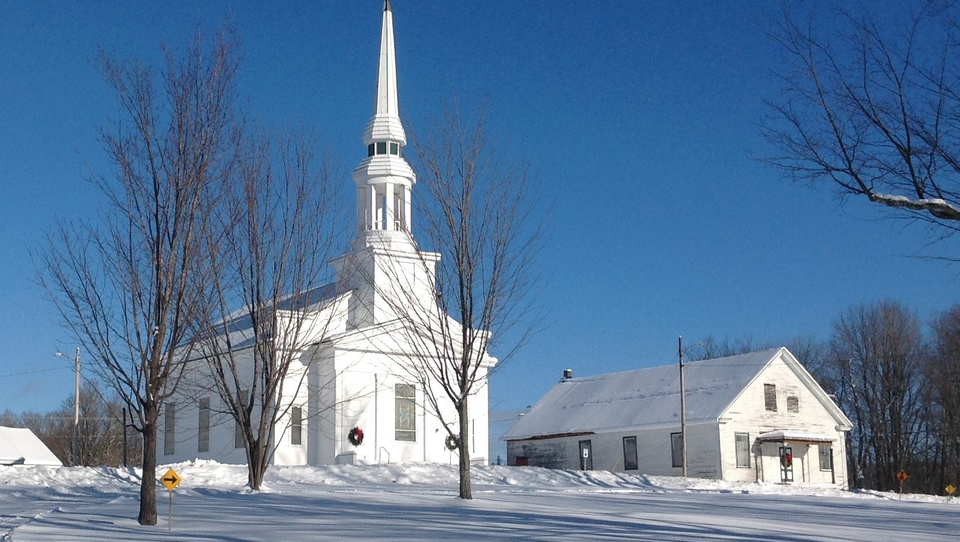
0, 427, 63, 466
502, 348, 783, 441
758, 430, 835, 443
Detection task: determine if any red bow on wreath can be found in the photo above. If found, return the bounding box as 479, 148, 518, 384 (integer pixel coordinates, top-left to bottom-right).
349, 427, 364, 446
781, 453, 793, 468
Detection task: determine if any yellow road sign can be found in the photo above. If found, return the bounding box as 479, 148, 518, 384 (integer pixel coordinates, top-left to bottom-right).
946, 484, 956, 496
896, 470, 908, 482
160, 468, 182, 491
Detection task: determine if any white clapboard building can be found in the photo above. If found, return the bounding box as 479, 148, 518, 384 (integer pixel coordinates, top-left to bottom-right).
503, 348, 851, 485
161, 0, 494, 468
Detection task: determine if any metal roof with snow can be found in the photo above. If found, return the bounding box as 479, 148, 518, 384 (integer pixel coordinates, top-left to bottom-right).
503, 348, 795, 441
0, 426, 63, 466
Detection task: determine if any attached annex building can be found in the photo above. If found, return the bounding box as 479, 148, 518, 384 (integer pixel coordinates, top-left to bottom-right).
161, 1, 494, 468
503, 348, 851, 485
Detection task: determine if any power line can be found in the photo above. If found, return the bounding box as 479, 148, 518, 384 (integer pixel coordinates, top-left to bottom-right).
0, 367, 67, 379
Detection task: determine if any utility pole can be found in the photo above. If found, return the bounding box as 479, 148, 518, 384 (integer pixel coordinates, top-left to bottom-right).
55, 347, 81, 466
679, 335, 687, 478
74, 346, 80, 466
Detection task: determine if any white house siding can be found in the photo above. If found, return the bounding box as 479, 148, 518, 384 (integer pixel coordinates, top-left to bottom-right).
507, 423, 720, 477
718, 353, 848, 486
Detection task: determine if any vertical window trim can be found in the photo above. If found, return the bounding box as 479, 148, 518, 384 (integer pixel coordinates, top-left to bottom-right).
198, 398, 210, 453
164, 403, 176, 456
670, 432, 683, 468
735, 432, 750, 468
622, 436, 639, 471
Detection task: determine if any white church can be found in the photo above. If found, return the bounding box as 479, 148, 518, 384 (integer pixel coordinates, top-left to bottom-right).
162, 1, 494, 467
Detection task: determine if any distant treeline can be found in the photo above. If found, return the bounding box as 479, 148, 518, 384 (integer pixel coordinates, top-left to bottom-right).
1, 384, 141, 467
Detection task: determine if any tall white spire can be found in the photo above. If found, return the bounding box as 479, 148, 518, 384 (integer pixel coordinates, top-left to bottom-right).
363, 0, 406, 146
352, 0, 416, 249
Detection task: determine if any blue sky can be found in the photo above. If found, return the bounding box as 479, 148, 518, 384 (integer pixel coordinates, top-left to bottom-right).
1, 1, 957, 425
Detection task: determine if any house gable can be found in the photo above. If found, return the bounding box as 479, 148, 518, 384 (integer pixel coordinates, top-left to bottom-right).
718, 347, 851, 430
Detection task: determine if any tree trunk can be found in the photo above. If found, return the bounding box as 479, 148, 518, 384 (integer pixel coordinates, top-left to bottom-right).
458, 400, 472, 500
248, 438, 267, 490
138, 418, 158, 526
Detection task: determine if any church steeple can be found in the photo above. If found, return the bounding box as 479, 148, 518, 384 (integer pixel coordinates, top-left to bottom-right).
352, 0, 415, 249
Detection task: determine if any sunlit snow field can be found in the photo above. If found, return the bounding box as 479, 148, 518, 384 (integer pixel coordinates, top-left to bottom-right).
1, 461, 956, 541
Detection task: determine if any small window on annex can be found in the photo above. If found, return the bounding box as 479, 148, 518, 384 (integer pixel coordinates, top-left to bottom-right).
164, 403, 176, 456
623, 436, 639, 470
670, 432, 683, 468
291, 406, 302, 446
764, 383, 778, 412
819, 445, 832, 471
786, 387, 800, 413
395, 384, 416, 441
198, 398, 210, 453
735, 432, 750, 468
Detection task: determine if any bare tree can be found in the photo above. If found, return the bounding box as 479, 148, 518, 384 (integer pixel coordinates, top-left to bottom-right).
928, 305, 960, 492
191, 131, 341, 490
37, 31, 238, 524
366, 108, 545, 499
827, 301, 927, 491
762, 3, 960, 242
686, 335, 771, 361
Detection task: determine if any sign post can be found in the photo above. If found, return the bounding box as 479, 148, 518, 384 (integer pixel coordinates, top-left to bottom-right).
160, 468, 182, 531
896, 470, 908, 501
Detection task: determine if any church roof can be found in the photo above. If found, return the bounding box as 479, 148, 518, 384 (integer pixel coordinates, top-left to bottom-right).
200, 283, 344, 351
503, 348, 788, 441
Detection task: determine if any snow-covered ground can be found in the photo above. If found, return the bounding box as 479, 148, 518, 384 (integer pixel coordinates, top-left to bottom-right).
1, 461, 956, 541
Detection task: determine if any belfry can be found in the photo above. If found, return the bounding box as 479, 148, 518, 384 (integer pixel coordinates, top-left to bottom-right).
352, 0, 415, 250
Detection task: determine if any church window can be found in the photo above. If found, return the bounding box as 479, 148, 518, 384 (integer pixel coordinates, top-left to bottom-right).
291, 406, 302, 446
395, 384, 416, 441
390, 142, 399, 155
235, 389, 247, 449
164, 403, 176, 456
367, 143, 375, 157
376, 141, 387, 155
198, 398, 210, 453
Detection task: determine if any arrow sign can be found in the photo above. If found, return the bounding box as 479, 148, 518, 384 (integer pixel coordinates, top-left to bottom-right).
160, 468, 182, 491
